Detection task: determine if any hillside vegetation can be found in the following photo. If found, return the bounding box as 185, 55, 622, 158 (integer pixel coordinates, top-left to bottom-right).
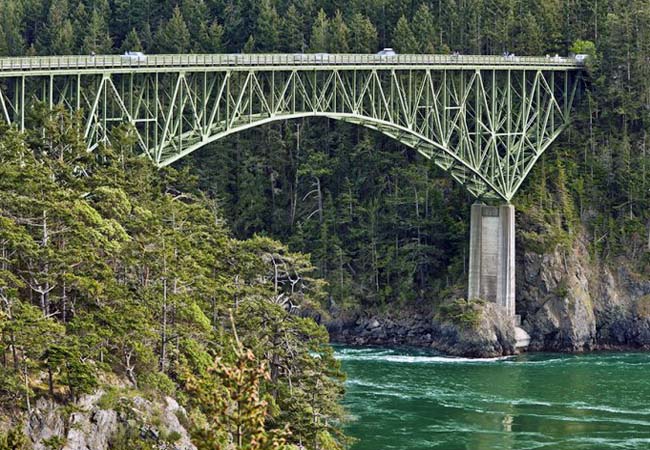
1, 0, 650, 448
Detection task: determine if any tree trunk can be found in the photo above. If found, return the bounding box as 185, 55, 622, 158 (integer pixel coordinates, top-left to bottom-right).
316, 177, 323, 224
160, 278, 168, 373
23, 361, 31, 414
41, 210, 50, 316
62, 280, 67, 322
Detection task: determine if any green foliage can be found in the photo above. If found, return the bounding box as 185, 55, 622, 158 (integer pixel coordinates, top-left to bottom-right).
437, 298, 485, 330
189, 122, 469, 310
0, 107, 346, 447
309, 9, 329, 52
348, 13, 378, 53
256, 0, 281, 52
120, 28, 143, 53
138, 372, 176, 397
393, 16, 418, 53
155, 6, 190, 53
0, 427, 29, 450
570, 39, 596, 56
4, 1, 650, 446
185, 330, 291, 450
42, 435, 66, 450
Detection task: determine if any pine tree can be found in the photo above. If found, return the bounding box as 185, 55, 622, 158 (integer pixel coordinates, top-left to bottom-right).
348, 13, 378, 53
71, 1, 89, 50
243, 35, 255, 53
197, 21, 224, 53
392, 15, 418, 53
39, 0, 75, 55
329, 10, 350, 53
222, 0, 246, 52
281, 4, 304, 52
155, 6, 191, 53
81, 10, 113, 54
110, 0, 157, 42
180, 0, 209, 44
255, 0, 280, 52
511, 11, 545, 55
0, 1, 25, 56
411, 4, 437, 53
120, 28, 143, 53
309, 9, 330, 52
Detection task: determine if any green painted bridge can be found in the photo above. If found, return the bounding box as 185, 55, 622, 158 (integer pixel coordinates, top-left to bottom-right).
0, 53, 586, 320
0, 53, 584, 202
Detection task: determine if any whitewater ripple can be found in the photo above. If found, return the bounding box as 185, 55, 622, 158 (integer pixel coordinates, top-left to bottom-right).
335, 352, 513, 364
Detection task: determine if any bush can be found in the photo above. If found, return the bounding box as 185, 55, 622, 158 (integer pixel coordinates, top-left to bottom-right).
138, 372, 176, 397
437, 298, 485, 329
0, 427, 30, 450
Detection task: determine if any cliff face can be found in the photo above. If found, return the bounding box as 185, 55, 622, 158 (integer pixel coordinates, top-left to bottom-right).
518, 238, 597, 352
12, 390, 196, 450
519, 233, 650, 352
328, 302, 516, 358
329, 229, 650, 356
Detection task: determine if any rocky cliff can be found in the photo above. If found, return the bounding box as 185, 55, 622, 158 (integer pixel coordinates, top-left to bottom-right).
328, 228, 650, 356
520, 234, 650, 352
3, 390, 196, 450
327, 301, 516, 358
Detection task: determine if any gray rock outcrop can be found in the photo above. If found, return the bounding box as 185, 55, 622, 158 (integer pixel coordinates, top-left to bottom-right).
435, 302, 516, 357
518, 238, 597, 351
24, 390, 197, 450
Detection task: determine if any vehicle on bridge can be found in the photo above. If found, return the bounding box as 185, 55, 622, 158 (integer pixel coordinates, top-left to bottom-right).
377, 48, 397, 57
121, 51, 147, 62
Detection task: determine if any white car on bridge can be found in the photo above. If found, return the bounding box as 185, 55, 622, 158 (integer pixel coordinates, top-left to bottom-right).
121, 51, 147, 63
377, 48, 397, 57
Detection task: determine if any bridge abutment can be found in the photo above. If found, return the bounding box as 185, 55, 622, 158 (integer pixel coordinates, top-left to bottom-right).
468, 203, 515, 316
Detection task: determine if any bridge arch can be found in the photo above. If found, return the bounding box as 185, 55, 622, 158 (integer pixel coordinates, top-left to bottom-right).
0, 53, 585, 321
0, 53, 583, 201
159, 112, 503, 200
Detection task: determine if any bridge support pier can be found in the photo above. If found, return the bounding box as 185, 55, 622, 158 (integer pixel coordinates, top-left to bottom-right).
468, 203, 515, 316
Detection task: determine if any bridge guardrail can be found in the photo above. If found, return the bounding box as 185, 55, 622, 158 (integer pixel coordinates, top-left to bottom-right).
0, 53, 585, 72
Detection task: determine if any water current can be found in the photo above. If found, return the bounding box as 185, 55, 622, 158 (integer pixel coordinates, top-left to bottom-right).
336, 346, 650, 450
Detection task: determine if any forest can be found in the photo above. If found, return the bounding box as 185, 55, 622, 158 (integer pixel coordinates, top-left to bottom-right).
1, 0, 650, 449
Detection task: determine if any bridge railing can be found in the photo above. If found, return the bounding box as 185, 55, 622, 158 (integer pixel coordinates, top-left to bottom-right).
0, 53, 585, 72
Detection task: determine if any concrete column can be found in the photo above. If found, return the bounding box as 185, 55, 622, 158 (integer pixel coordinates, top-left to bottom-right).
467, 203, 516, 316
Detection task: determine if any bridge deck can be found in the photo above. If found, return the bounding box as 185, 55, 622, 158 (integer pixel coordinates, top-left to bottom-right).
0, 54, 584, 75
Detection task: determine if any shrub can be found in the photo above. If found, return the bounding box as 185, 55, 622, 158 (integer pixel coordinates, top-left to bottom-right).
437, 298, 485, 329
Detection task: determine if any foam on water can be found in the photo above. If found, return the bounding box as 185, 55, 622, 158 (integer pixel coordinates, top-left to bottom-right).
335, 348, 512, 364
339, 346, 650, 450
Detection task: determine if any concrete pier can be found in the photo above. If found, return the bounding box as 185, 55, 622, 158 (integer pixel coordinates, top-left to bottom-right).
468, 203, 515, 316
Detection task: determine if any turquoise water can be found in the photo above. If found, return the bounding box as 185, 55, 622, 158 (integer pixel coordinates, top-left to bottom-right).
336, 347, 650, 450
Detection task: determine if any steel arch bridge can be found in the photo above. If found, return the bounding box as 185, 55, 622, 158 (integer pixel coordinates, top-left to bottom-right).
0, 54, 583, 201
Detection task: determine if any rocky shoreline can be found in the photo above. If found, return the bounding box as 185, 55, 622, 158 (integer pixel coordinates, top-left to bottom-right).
327, 236, 650, 358
327, 301, 516, 358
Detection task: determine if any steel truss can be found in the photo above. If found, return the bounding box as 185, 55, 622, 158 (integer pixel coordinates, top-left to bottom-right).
0, 57, 582, 200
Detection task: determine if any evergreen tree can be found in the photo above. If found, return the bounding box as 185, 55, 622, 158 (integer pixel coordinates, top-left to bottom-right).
155, 6, 191, 53
81, 10, 113, 54
0, 1, 25, 56
281, 4, 305, 52
392, 15, 418, 53
180, 0, 209, 44
511, 11, 545, 55
197, 21, 224, 53
411, 3, 437, 53
243, 35, 256, 53
256, 0, 281, 52
309, 9, 329, 52
39, 0, 75, 55
120, 28, 143, 53
329, 10, 350, 53
348, 13, 378, 53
